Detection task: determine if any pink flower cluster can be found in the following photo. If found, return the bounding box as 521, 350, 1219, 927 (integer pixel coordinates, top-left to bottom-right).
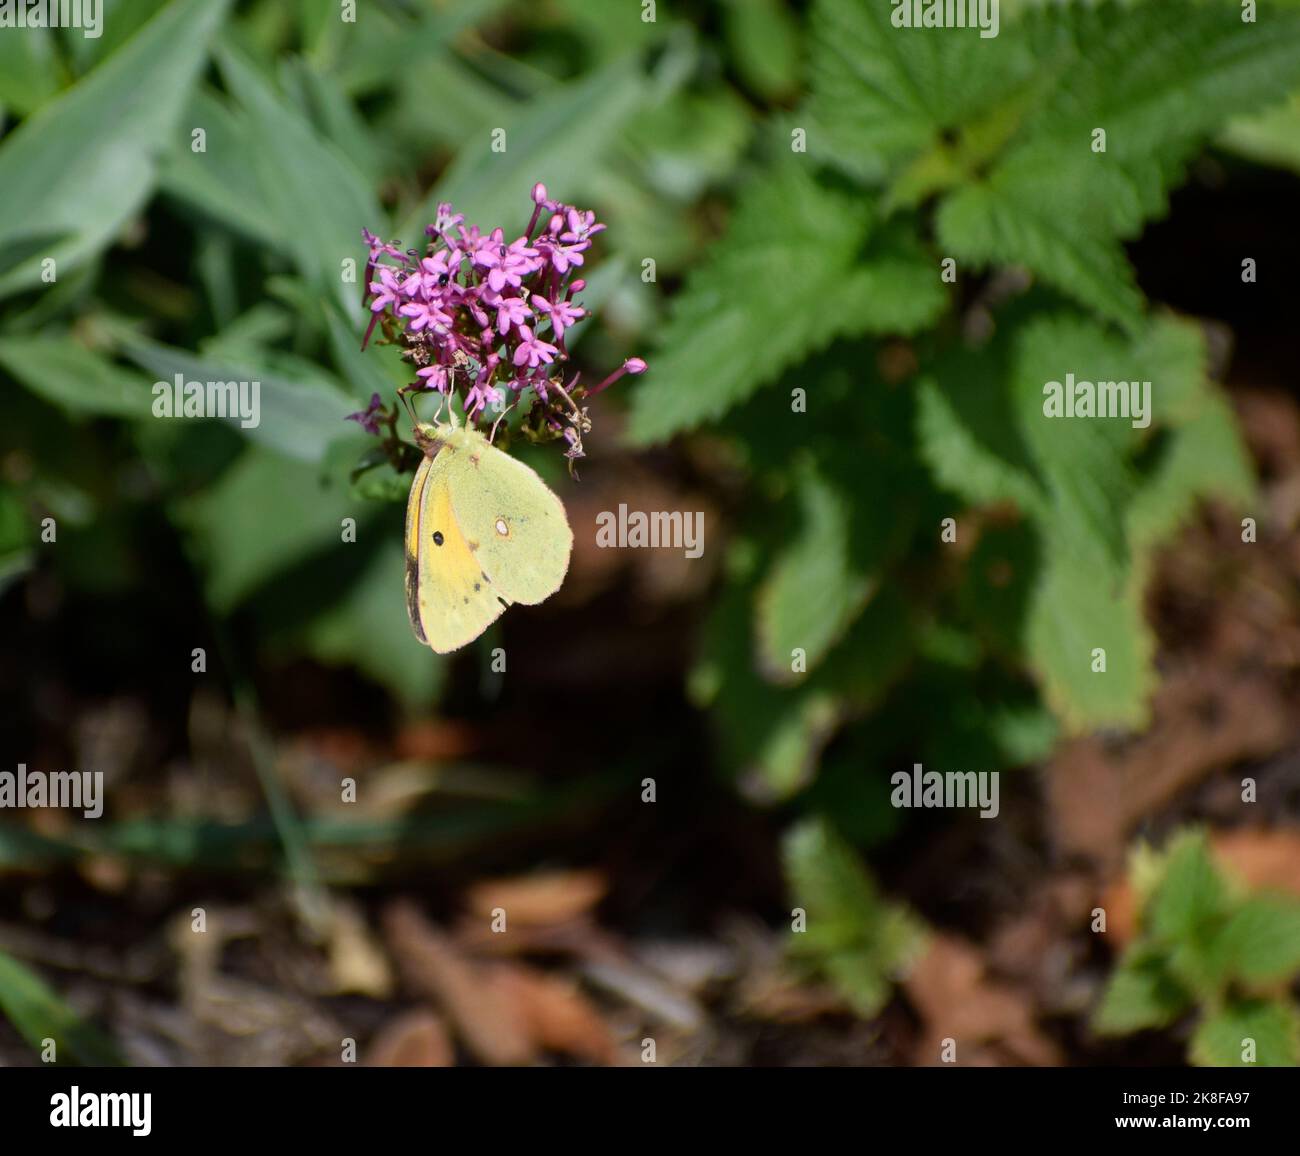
357, 185, 645, 462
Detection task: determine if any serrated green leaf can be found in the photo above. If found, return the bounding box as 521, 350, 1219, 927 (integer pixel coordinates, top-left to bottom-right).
783, 816, 927, 1017
935, 3, 1300, 324
1190, 999, 1300, 1067
1128, 391, 1256, 553
1210, 896, 1300, 988
626, 162, 875, 443
1094, 944, 1192, 1035
915, 335, 1046, 515
1148, 830, 1228, 945
805, 0, 1035, 183
937, 161, 1145, 326
1024, 525, 1154, 731
1011, 314, 1144, 577
838, 230, 949, 335
692, 570, 842, 800
0, 0, 229, 297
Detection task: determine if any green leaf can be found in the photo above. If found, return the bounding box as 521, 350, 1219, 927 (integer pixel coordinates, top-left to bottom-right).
838, 226, 949, 335
626, 162, 875, 443
1221, 91, 1300, 175
0, 336, 155, 419
722, 0, 801, 101
0, 0, 230, 297
1148, 830, 1228, 946
1094, 944, 1192, 1035
1024, 524, 1154, 732
937, 161, 1145, 327
936, 3, 1300, 325
400, 56, 648, 245
302, 540, 444, 708
915, 337, 1045, 515
213, 42, 383, 323
756, 463, 874, 680
0, 949, 123, 1066
691, 565, 840, 800
805, 0, 1034, 183
1011, 314, 1144, 577
121, 336, 356, 463
178, 444, 362, 614
782, 817, 927, 1018
159, 87, 280, 245
1190, 999, 1300, 1067
1128, 391, 1256, 553
1210, 897, 1300, 988
0, 25, 61, 117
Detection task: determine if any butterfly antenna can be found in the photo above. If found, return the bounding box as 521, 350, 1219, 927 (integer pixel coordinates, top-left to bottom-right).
489, 400, 517, 444
397, 385, 419, 429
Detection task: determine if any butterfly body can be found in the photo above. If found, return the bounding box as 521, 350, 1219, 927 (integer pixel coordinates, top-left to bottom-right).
404, 422, 572, 653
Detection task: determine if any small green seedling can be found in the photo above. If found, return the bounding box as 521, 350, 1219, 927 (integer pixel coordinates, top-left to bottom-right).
1095, 829, 1300, 1066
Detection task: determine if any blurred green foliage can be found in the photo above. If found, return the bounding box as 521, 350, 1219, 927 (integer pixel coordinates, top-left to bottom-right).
1095, 831, 1300, 1066
783, 817, 927, 1017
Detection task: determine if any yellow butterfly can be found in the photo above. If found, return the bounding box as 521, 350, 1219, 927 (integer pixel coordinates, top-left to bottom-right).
404, 416, 573, 653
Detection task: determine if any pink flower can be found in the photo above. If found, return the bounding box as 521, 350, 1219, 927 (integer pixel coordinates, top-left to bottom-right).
416, 364, 450, 393
411, 249, 462, 295
362, 228, 406, 261
475, 229, 541, 290
512, 326, 558, 369
400, 296, 453, 334
358, 187, 644, 456
368, 266, 403, 313
561, 208, 605, 244
464, 374, 504, 416
539, 235, 588, 274
490, 293, 533, 335
430, 202, 464, 237
531, 294, 584, 339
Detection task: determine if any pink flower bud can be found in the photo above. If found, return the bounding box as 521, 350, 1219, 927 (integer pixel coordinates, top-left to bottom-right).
532, 182, 548, 205
570, 279, 586, 293
624, 357, 648, 374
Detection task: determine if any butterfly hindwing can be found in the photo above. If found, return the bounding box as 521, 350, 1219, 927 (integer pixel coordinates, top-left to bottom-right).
440, 427, 573, 606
